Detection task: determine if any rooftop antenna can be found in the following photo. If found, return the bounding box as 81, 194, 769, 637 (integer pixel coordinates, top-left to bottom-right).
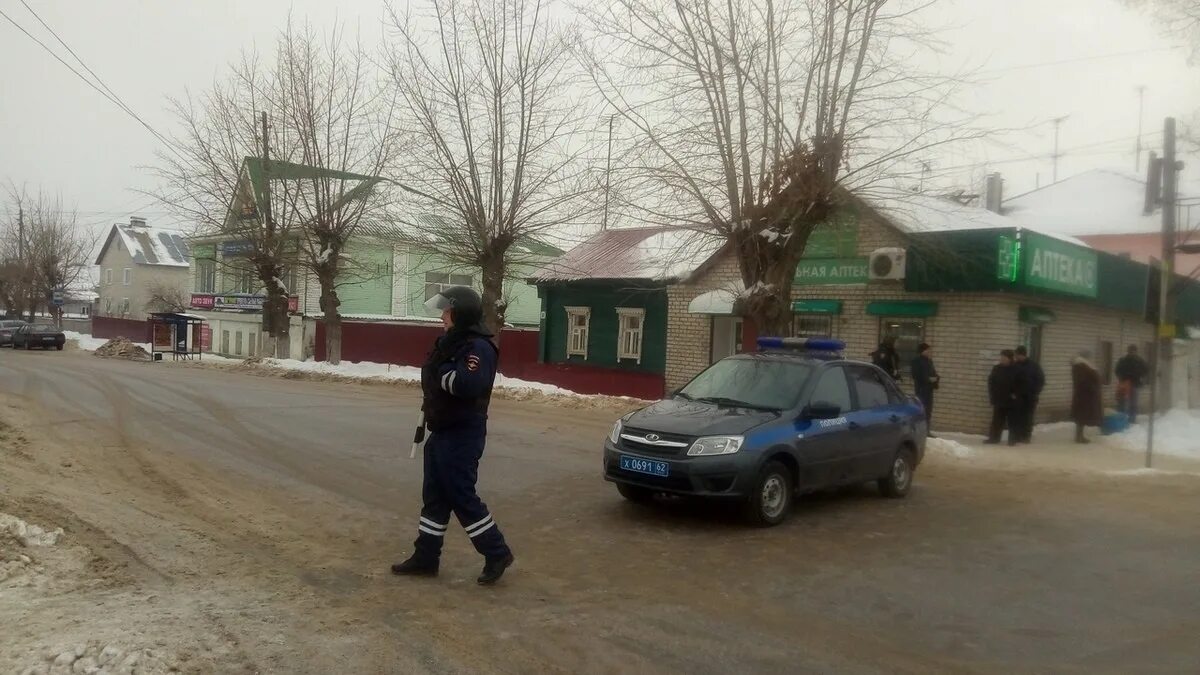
1135, 85, 1147, 172
1051, 116, 1069, 183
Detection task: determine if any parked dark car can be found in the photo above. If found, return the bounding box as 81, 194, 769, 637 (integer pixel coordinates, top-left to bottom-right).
603, 337, 927, 526
0, 319, 28, 347
10, 322, 66, 350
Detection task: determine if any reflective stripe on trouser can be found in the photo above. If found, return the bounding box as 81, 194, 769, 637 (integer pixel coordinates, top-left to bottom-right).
412, 428, 511, 561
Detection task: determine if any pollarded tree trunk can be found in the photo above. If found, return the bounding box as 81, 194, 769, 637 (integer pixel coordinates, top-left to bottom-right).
317, 266, 342, 365
258, 264, 292, 360
479, 250, 509, 340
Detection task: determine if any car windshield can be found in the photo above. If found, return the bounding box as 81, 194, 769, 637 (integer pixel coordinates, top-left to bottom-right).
678, 357, 813, 411
32, 324, 56, 331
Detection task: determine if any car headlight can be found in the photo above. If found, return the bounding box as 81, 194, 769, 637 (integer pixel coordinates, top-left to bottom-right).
687, 435, 744, 456
609, 418, 624, 445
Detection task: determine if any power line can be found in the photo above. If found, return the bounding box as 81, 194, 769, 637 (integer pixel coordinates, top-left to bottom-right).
1, 5, 186, 162
979, 45, 1184, 75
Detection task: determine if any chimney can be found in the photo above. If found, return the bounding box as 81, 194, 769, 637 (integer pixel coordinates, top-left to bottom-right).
984, 172, 1004, 213
129, 216, 147, 228
1144, 152, 1162, 215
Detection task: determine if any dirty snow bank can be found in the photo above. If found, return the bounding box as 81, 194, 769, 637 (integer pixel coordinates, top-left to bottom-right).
256, 356, 648, 403
1102, 409, 1200, 460
1104, 468, 1199, 477
926, 437, 976, 459
0, 512, 64, 547
19, 642, 182, 675
62, 331, 110, 352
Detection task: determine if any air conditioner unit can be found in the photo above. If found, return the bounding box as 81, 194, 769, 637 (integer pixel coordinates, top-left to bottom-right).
869, 248, 907, 280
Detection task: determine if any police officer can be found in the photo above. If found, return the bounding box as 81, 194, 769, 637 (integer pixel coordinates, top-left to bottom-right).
392, 286, 515, 585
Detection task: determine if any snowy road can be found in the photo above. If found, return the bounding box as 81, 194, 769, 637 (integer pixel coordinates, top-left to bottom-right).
2, 348, 1200, 673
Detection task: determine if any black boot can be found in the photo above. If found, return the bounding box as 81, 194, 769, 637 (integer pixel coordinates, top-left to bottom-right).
477, 553, 514, 586
391, 555, 438, 577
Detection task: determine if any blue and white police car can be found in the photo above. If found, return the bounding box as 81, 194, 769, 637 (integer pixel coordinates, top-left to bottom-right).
603, 337, 927, 526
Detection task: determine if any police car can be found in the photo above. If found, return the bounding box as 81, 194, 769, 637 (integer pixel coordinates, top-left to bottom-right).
603, 337, 927, 526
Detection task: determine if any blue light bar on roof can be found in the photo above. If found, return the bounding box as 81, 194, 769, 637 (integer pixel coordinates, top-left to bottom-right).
756, 336, 846, 352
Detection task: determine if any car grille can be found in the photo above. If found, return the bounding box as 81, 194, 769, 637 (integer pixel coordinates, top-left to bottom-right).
618, 427, 693, 457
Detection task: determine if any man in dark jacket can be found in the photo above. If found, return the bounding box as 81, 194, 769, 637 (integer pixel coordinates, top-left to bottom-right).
871, 336, 901, 381
1012, 346, 1045, 443
1114, 345, 1149, 423
986, 350, 1019, 445
392, 286, 515, 585
1072, 350, 1104, 443
910, 342, 938, 437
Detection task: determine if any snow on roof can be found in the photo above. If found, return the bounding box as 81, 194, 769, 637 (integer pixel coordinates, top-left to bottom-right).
1003, 169, 1188, 236
102, 221, 191, 267
532, 227, 725, 282
862, 191, 1089, 247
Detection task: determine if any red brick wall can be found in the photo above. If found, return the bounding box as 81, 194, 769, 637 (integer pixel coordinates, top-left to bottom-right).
91, 316, 151, 342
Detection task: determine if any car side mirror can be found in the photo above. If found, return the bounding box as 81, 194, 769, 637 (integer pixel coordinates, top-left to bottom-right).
803, 401, 842, 420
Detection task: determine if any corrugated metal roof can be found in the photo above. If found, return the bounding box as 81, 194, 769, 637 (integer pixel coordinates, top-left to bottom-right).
532, 227, 724, 282
109, 223, 191, 267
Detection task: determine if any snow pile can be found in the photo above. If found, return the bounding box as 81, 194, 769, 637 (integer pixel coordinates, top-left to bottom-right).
1, 513, 64, 548
20, 643, 181, 675
92, 337, 151, 361
1102, 409, 1200, 460
1105, 468, 1197, 477
926, 437, 976, 459
62, 331, 109, 351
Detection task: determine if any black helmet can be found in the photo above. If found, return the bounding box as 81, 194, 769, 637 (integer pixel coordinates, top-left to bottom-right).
424, 285, 485, 331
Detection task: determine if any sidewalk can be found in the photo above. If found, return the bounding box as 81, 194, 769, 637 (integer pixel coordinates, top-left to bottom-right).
928, 420, 1200, 477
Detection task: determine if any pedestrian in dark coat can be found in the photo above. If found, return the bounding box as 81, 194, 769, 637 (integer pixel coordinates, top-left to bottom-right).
910, 343, 939, 437
1071, 350, 1104, 444
392, 286, 515, 585
1013, 346, 1045, 443
986, 350, 1019, 445
1114, 345, 1149, 423
871, 336, 901, 381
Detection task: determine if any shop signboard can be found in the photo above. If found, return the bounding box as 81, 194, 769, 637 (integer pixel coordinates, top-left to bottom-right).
191, 293, 299, 312
795, 257, 869, 285
1022, 232, 1098, 298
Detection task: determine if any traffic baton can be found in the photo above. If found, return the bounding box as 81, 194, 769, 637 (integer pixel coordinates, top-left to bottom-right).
409, 412, 426, 459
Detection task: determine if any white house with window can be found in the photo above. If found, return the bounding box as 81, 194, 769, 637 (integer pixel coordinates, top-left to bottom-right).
94, 216, 191, 321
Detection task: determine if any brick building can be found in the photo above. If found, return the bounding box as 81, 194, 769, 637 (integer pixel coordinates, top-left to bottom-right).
535, 192, 1200, 433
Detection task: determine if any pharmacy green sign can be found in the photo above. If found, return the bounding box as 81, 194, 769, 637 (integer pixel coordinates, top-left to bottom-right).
795, 257, 869, 285
1022, 232, 1098, 298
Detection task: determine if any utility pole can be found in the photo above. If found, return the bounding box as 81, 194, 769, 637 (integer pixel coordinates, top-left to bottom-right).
602, 114, 614, 231
1161, 116, 1178, 408
260, 111, 276, 354
1148, 117, 1180, 467
1051, 116, 1068, 184
1135, 86, 1146, 172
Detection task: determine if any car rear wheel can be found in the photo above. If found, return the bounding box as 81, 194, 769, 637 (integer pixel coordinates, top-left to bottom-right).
55, 344, 63, 351
616, 483, 655, 505
743, 460, 793, 527
878, 447, 915, 498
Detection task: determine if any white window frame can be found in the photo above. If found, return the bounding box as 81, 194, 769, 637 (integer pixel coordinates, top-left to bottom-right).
122, 268, 132, 285
424, 271, 474, 301
565, 306, 591, 359
616, 307, 645, 364
120, 298, 130, 316
105, 268, 113, 285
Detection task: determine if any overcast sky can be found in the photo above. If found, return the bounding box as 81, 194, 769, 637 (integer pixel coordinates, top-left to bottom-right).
1, 0, 1197, 241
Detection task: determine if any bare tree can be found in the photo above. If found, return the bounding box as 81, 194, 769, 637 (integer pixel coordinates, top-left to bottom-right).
144, 282, 189, 313
581, 0, 974, 334
1128, 1, 1200, 60
1, 186, 94, 325
153, 21, 395, 362
384, 0, 597, 333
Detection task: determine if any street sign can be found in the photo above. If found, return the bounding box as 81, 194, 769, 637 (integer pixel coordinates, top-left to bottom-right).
51, 288, 64, 307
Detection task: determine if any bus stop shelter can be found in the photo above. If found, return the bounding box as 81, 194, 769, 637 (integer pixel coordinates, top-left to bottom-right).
148, 312, 207, 361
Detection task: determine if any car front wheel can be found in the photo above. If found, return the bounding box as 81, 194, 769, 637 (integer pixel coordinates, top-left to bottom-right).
879, 448, 915, 498
743, 460, 793, 527
55, 344, 63, 351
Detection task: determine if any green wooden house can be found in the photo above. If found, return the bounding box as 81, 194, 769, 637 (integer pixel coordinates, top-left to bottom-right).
529, 227, 725, 397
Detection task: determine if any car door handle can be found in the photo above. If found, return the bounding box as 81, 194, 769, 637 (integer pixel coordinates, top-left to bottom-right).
889, 415, 901, 423
848, 421, 861, 430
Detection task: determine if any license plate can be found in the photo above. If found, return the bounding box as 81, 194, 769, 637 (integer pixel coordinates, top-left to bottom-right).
620, 454, 669, 477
